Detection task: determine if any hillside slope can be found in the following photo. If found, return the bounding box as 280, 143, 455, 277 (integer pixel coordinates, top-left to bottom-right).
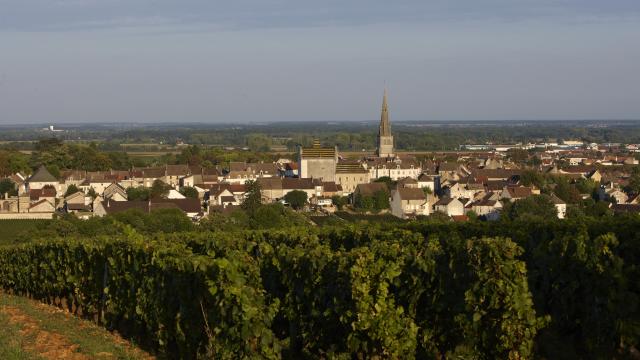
0, 292, 153, 360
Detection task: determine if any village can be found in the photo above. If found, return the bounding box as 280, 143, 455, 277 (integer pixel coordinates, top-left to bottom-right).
1, 93, 639, 223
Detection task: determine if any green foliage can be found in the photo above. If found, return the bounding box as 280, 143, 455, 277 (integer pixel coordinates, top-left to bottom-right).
503, 195, 558, 221
64, 184, 80, 197
241, 180, 262, 213
0, 234, 280, 359
552, 177, 582, 204
111, 209, 194, 234
354, 190, 390, 213
283, 190, 307, 210
0, 178, 16, 198
3, 215, 640, 358
150, 179, 171, 199
625, 166, 640, 194
30, 138, 123, 172
126, 187, 151, 201
331, 195, 348, 210
0, 150, 31, 176
179, 186, 199, 199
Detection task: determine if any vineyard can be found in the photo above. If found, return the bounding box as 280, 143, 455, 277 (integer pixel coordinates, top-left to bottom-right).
0, 220, 49, 246
0, 215, 639, 359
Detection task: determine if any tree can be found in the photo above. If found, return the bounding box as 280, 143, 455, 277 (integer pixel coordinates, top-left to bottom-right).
504, 195, 558, 221
283, 190, 308, 210
625, 166, 640, 194
372, 190, 390, 212
64, 184, 80, 197
374, 176, 396, 187
354, 193, 374, 212
0, 178, 16, 198
180, 186, 199, 199
520, 170, 547, 189
126, 187, 151, 201
150, 179, 171, 199
242, 180, 262, 213
331, 195, 348, 210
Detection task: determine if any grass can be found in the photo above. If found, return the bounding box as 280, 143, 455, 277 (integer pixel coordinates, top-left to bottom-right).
0, 310, 38, 360
0, 292, 151, 359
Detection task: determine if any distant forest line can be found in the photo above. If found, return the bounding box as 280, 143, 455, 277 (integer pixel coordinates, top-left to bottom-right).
1, 120, 640, 153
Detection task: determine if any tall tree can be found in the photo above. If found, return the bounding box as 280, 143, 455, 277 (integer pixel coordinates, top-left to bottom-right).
283, 190, 308, 210
242, 180, 262, 213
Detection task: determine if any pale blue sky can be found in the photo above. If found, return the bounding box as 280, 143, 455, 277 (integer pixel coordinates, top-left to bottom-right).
0, 1, 639, 123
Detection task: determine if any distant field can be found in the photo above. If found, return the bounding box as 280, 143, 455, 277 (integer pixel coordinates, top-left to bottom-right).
0, 220, 47, 246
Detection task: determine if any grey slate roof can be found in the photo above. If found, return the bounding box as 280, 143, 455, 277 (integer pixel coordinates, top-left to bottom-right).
29, 165, 58, 183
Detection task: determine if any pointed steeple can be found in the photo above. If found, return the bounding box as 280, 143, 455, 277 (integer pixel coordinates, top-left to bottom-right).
379, 88, 391, 137
376, 87, 394, 158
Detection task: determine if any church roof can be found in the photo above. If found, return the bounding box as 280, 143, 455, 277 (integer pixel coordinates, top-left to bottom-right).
336, 162, 368, 174
300, 139, 336, 158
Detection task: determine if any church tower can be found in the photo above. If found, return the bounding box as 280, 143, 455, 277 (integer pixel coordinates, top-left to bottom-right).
377, 88, 394, 157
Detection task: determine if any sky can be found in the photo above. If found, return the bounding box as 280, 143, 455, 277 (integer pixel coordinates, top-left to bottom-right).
0, 0, 639, 124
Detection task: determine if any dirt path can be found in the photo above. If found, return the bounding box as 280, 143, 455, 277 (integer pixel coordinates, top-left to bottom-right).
1, 305, 89, 359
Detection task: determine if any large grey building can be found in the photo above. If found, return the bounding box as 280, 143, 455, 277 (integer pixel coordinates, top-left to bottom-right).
298, 139, 338, 182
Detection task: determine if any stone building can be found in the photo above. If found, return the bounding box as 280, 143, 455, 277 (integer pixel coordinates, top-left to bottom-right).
298, 139, 338, 182
335, 162, 370, 194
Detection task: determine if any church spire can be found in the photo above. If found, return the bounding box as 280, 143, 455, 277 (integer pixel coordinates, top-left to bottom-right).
376, 87, 394, 158
379, 88, 391, 136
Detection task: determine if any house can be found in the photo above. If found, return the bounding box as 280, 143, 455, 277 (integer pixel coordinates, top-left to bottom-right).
29, 199, 55, 213
131, 167, 166, 187
28, 165, 59, 191
335, 162, 370, 194
586, 170, 602, 183
367, 158, 422, 181
257, 178, 284, 203
417, 173, 437, 193
103, 183, 128, 201
549, 194, 567, 219
30, 185, 57, 208
322, 182, 343, 198
167, 189, 186, 199
500, 186, 534, 202
209, 187, 236, 207
390, 187, 430, 218
609, 189, 629, 204
165, 164, 191, 187
353, 182, 389, 203
470, 193, 503, 221
94, 198, 203, 219
64, 191, 91, 213
282, 162, 299, 177
434, 197, 465, 217
282, 178, 321, 200
225, 162, 279, 184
